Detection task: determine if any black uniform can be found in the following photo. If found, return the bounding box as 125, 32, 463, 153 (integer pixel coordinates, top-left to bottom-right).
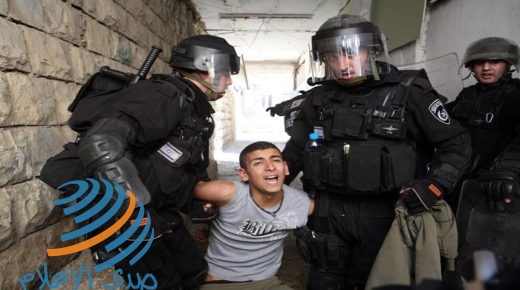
448, 77, 520, 277
283, 66, 471, 289
449, 78, 520, 172
42, 75, 213, 289
446, 78, 520, 210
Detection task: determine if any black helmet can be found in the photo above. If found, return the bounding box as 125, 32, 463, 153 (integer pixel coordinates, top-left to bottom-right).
310, 14, 391, 83
170, 35, 240, 75
170, 35, 240, 94
462, 37, 519, 69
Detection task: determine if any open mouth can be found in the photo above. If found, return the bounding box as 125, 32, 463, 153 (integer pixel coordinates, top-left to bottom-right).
265, 175, 279, 184
340, 68, 355, 78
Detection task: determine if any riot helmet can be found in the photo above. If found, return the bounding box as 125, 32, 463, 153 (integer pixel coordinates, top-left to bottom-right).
170, 35, 240, 94
462, 37, 519, 70
310, 14, 391, 84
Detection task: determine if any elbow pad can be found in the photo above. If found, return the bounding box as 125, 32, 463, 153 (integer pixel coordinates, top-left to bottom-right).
428, 132, 472, 191
78, 117, 151, 205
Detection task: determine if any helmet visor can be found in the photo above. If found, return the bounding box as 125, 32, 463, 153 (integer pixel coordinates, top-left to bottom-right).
311, 33, 391, 82
207, 54, 236, 93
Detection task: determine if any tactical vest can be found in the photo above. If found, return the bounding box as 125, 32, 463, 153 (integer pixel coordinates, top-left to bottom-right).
450, 79, 520, 169
300, 75, 427, 196
451, 85, 510, 130
149, 75, 214, 169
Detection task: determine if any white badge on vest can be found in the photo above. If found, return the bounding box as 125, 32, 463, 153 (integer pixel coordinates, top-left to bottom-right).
428, 99, 451, 125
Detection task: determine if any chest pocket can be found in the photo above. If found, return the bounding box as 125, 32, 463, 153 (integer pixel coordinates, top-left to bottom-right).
303, 141, 416, 195
316, 86, 407, 141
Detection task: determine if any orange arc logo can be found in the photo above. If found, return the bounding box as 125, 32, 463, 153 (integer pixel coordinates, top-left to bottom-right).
46, 190, 136, 257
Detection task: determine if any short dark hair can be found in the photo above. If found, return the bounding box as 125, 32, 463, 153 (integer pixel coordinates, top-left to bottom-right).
239, 141, 282, 169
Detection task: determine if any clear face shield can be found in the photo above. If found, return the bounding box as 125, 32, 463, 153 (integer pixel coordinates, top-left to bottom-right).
311, 33, 391, 83
198, 54, 240, 94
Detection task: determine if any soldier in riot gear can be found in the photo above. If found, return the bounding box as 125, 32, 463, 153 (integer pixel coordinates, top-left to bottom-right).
40, 34, 239, 289
279, 14, 471, 289
446, 37, 520, 279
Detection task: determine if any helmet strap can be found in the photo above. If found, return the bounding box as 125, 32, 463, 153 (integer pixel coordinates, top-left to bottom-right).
175, 69, 221, 99
461, 70, 472, 81
370, 55, 380, 81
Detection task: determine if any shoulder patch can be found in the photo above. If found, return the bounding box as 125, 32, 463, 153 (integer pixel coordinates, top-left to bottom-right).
428, 99, 450, 125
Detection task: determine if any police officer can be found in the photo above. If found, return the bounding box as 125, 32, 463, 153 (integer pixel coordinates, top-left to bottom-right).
447, 37, 520, 278
42, 35, 239, 289
280, 14, 471, 289
448, 37, 520, 209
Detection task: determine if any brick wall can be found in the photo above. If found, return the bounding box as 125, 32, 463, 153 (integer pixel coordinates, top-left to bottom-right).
0, 1, 206, 288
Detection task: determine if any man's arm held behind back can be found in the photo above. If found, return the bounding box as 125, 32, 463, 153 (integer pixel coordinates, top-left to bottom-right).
193, 180, 236, 207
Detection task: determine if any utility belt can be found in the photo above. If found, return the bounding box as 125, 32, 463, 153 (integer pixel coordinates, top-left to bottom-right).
303, 140, 416, 196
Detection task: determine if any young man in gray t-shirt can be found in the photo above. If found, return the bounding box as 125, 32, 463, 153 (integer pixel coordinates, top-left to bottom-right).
194, 141, 314, 289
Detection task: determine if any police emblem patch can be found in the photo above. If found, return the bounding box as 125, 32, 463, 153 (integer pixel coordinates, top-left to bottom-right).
428, 99, 450, 125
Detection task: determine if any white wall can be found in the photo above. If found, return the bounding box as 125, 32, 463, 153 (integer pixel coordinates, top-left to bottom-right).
234, 61, 296, 142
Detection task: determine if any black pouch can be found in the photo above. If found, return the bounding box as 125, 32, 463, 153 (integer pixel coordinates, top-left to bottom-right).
386, 144, 415, 189
317, 145, 348, 188
39, 142, 86, 191
346, 144, 381, 192
332, 107, 368, 139
303, 147, 326, 190
346, 143, 415, 194
308, 234, 329, 269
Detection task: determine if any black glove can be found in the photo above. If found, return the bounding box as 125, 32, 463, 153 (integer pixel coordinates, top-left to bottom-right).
266, 104, 284, 117
478, 169, 519, 212
183, 200, 219, 224
401, 179, 444, 215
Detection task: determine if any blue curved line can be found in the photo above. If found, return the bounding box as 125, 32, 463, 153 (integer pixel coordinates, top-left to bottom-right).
63, 178, 101, 216
130, 227, 155, 265
74, 179, 115, 223
60, 182, 126, 242
55, 180, 90, 206
104, 201, 145, 251
94, 213, 152, 273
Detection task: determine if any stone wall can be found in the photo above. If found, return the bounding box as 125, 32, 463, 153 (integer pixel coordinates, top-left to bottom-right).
212, 91, 237, 154
0, 0, 206, 289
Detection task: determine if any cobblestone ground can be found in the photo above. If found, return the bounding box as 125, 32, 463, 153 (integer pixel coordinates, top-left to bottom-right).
52, 251, 126, 290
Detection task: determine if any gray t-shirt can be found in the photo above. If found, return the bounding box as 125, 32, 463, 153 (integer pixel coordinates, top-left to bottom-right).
205, 181, 310, 281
